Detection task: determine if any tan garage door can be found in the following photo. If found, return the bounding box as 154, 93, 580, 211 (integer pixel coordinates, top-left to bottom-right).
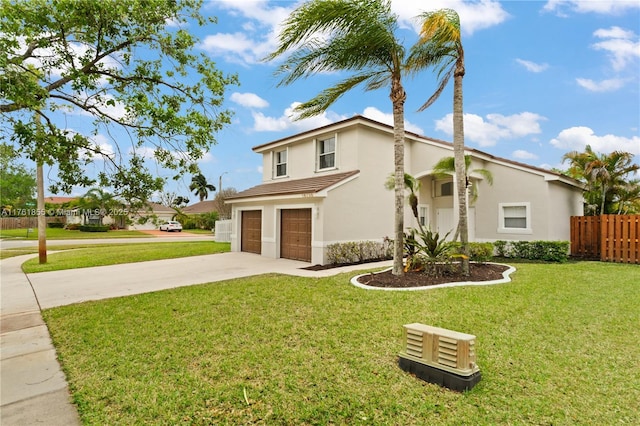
241, 210, 262, 254
281, 208, 311, 262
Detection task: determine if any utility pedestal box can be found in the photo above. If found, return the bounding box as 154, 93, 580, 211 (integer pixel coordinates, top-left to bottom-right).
398, 323, 481, 392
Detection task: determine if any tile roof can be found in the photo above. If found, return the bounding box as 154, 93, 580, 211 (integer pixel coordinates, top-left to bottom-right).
183, 200, 217, 214
228, 170, 360, 200
44, 196, 78, 204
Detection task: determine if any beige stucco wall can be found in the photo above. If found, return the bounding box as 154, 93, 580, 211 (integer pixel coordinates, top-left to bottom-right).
234, 117, 584, 264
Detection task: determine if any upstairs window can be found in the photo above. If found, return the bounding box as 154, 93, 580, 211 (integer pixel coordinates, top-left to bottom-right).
274, 149, 287, 177
435, 180, 453, 197
317, 137, 335, 170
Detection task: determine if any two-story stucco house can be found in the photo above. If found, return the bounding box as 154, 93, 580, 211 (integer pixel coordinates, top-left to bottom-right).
227, 115, 584, 265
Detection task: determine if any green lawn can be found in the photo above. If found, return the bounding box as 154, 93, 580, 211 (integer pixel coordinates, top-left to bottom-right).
43, 261, 639, 425
20, 242, 230, 273
0, 227, 151, 240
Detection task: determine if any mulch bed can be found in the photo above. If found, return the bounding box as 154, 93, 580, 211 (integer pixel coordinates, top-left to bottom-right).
356, 263, 510, 288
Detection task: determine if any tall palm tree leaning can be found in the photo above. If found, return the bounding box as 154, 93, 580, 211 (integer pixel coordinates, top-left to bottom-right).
410, 8, 470, 275
264, 0, 434, 276
190, 173, 216, 202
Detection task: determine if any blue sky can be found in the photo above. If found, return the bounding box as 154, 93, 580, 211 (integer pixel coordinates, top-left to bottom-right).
38, 0, 640, 199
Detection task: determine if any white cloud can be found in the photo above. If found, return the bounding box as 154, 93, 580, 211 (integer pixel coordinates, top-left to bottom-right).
230, 92, 269, 109
516, 58, 549, 73
591, 26, 640, 71
203, 0, 508, 65
435, 112, 546, 147
512, 150, 539, 160
550, 126, 640, 155
576, 77, 626, 92
393, 0, 509, 36
543, 0, 640, 15
362, 106, 423, 135
251, 102, 348, 132
199, 1, 293, 65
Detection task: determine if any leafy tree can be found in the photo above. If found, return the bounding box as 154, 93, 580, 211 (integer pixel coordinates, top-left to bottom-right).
0, 0, 237, 200
157, 192, 190, 208
1, 0, 236, 261
411, 9, 469, 275
189, 173, 215, 202
213, 187, 237, 220
0, 143, 36, 211
562, 145, 639, 215
264, 0, 435, 276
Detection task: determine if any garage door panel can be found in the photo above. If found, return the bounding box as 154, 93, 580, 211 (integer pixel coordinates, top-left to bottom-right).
241, 210, 262, 254
281, 209, 311, 262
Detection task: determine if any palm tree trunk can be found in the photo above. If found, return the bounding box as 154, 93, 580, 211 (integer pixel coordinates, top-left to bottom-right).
391, 79, 407, 276
453, 58, 469, 276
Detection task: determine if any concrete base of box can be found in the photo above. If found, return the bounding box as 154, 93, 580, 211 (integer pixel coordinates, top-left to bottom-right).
398, 355, 481, 392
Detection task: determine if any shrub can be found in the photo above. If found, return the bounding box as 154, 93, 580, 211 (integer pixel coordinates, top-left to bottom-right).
79, 225, 110, 232
494, 240, 570, 262
326, 239, 393, 265
404, 227, 454, 277
65, 223, 80, 230
450, 242, 494, 263
47, 222, 65, 228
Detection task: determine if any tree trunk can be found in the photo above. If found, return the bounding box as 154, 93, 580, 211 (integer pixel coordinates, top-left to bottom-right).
391, 79, 407, 276
453, 58, 469, 276
35, 114, 47, 264
36, 164, 47, 264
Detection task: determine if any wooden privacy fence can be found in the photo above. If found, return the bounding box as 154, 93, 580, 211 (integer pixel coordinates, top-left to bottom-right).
0, 216, 67, 230
570, 215, 639, 264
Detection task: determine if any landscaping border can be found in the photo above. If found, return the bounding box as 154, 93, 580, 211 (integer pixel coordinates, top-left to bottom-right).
350, 262, 516, 291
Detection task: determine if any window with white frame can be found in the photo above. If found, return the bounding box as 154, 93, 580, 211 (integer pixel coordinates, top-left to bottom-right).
435, 180, 453, 197
418, 205, 429, 228
498, 202, 532, 234
317, 137, 336, 170
274, 149, 287, 177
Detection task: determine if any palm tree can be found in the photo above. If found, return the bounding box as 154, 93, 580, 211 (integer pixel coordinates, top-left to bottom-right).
615, 179, 640, 214
563, 146, 639, 215
82, 188, 116, 226
432, 155, 493, 205
189, 173, 216, 202
432, 155, 493, 241
385, 172, 424, 233
265, 0, 435, 276
411, 8, 469, 274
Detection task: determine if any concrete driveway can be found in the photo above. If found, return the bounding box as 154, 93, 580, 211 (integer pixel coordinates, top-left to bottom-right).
1, 250, 391, 425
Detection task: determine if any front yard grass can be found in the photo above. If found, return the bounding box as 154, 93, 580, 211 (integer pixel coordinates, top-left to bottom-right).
0, 227, 151, 240
43, 261, 639, 425
21, 242, 230, 273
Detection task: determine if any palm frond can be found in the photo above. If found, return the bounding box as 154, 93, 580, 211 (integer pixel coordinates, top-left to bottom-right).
293, 72, 375, 119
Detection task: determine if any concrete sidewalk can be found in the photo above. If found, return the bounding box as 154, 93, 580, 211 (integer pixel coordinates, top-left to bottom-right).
1, 254, 81, 425
1, 251, 391, 424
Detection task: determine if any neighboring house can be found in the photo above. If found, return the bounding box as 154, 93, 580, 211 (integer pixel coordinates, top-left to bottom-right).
227, 115, 584, 265
127, 202, 176, 230
183, 200, 217, 215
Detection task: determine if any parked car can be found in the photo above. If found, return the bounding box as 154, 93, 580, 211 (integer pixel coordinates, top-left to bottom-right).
159, 221, 182, 232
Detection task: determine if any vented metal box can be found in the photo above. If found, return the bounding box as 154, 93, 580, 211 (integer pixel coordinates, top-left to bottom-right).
398, 323, 481, 391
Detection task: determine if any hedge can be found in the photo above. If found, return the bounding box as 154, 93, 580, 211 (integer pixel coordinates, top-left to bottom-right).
494, 240, 570, 263
326, 239, 393, 265
79, 225, 110, 232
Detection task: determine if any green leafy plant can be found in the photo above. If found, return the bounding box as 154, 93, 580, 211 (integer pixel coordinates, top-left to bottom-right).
404, 227, 453, 276
494, 240, 570, 262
